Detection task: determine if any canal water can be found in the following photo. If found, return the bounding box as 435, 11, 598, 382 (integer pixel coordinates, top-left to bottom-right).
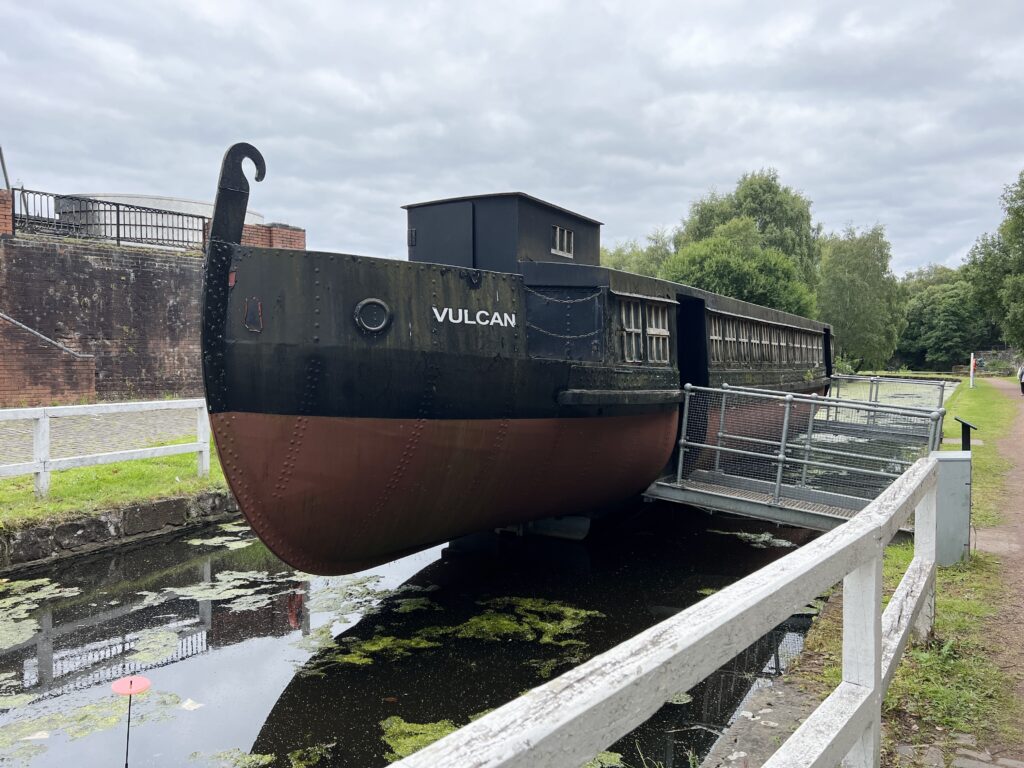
0, 504, 819, 767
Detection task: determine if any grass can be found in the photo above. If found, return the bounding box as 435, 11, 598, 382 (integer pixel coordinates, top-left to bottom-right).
0, 445, 226, 529
790, 375, 1024, 757
794, 542, 1021, 753
940, 377, 1017, 527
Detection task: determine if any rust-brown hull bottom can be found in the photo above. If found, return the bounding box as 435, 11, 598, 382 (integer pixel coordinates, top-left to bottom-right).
211, 410, 679, 574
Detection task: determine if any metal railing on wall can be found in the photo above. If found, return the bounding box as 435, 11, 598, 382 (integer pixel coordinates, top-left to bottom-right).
12, 188, 207, 250
0, 398, 210, 497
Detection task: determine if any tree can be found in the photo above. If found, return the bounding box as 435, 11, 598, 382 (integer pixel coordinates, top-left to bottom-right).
677, 169, 822, 286
896, 281, 997, 370
817, 226, 904, 369
658, 217, 815, 316
963, 170, 1024, 349
600, 228, 674, 277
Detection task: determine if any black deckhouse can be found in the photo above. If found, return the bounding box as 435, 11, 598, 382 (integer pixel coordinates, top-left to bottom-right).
403, 192, 602, 272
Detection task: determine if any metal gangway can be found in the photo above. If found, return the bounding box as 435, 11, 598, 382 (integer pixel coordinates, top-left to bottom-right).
645, 383, 946, 531
830, 374, 951, 410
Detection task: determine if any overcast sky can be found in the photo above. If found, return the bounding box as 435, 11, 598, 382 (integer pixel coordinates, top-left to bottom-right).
2, 1, 1022, 273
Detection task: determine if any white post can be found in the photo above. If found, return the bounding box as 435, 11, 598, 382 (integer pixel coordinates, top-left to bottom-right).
842, 548, 883, 768
913, 481, 939, 641
969, 353, 975, 389
196, 406, 210, 478
33, 412, 50, 497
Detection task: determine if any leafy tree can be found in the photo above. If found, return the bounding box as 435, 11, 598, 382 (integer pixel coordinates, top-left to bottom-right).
677, 169, 822, 286
658, 217, 815, 316
901, 264, 959, 298
963, 170, 1024, 349
600, 228, 674, 277
817, 226, 904, 369
896, 281, 997, 370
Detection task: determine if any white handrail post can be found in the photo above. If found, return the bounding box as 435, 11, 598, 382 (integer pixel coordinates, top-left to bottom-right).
196, 405, 210, 478
912, 480, 939, 641
33, 412, 51, 498
842, 548, 883, 768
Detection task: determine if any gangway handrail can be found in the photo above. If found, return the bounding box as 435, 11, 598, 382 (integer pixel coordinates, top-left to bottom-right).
391, 456, 946, 768
717, 382, 945, 453
829, 374, 949, 410
722, 382, 945, 419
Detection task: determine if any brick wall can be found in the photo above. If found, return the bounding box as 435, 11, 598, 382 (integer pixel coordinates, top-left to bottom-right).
0, 315, 96, 406
0, 190, 12, 237
241, 222, 306, 250
0, 236, 203, 401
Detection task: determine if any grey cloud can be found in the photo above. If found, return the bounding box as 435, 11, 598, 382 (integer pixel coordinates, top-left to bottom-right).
1, 0, 1023, 269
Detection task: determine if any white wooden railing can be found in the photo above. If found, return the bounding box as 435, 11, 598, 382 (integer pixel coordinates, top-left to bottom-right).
0, 399, 210, 497
393, 455, 948, 768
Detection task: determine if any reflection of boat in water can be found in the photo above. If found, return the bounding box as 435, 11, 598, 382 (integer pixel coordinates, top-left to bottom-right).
202, 144, 833, 575
250, 510, 816, 767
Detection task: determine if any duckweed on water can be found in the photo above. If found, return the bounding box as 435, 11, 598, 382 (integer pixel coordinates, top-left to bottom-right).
332, 635, 441, 665
708, 530, 795, 549
127, 629, 180, 663
393, 597, 440, 613
189, 748, 275, 767
0, 691, 182, 761
185, 536, 253, 551
380, 715, 459, 762
584, 752, 625, 767
0, 578, 81, 649
161, 571, 298, 613
286, 742, 335, 767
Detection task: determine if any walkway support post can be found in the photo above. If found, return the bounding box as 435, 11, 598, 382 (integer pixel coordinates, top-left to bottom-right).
714, 390, 727, 473
676, 384, 693, 483
773, 394, 794, 503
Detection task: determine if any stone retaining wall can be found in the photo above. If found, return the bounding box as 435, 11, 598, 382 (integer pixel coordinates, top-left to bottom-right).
0, 490, 240, 574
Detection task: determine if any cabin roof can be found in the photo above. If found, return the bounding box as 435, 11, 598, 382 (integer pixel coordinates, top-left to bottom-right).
402, 192, 604, 226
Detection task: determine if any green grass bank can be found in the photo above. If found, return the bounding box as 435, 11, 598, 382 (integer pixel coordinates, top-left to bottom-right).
791, 376, 1023, 758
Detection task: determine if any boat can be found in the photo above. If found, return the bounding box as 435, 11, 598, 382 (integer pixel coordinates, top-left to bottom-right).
201, 143, 833, 575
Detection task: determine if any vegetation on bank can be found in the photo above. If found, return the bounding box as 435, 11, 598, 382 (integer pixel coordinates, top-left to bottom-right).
602, 167, 1024, 372
790, 376, 1023, 756
940, 377, 1017, 526
0, 446, 226, 529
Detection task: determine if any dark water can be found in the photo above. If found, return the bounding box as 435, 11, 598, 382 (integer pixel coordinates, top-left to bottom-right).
0, 504, 818, 767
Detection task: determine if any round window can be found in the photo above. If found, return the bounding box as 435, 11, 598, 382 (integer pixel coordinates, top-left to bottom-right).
353, 298, 392, 334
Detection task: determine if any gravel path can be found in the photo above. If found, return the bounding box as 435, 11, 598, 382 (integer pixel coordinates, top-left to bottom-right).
0, 408, 198, 465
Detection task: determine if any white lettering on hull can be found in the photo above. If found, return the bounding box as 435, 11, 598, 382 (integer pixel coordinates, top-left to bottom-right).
431, 306, 517, 328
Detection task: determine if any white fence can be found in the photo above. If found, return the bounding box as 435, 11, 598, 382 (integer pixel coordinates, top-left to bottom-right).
393, 455, 950, 768
0, 399, 210, 497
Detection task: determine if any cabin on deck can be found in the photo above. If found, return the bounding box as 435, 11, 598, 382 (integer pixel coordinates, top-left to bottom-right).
403, 192, 602, 272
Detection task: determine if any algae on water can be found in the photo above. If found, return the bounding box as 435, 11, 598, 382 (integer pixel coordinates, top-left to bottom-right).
583, 752, 625, 767
189, 748, 275, 767
380, 715, 459, 762
708, 530, 796, 549
287, 742, 335, 767
0, 691, 183, 761
0, 578, 81, 650
128, 629, 180, 663
393, 597, 440, 613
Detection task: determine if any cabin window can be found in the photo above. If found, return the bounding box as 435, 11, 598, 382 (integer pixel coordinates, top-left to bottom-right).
551, 226, 574, 258
622, 301, 643, 362
646, 303, 670, 364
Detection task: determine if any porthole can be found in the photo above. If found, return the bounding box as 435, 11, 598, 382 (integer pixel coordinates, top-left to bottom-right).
353, 298, 392, 334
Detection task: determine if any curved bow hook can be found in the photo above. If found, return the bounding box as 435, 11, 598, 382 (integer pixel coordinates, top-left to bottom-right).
208, 142, 267, 245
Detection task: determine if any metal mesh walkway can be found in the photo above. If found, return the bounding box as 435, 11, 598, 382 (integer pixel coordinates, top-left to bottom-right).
645, 381, 949, 531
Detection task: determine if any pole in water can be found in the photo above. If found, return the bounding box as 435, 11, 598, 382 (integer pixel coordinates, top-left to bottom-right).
112, 675, 151, 768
